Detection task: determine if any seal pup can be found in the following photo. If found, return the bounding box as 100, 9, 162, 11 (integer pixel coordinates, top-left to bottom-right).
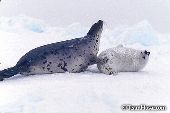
0, 20, 103, 81
97, 45, 150, 75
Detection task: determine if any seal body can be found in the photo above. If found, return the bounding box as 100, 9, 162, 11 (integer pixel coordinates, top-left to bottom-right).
0, 20, 103, 81
97, 45, 150, 75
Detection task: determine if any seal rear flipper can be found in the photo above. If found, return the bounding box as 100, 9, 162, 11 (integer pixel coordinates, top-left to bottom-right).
0, 66, 19, 81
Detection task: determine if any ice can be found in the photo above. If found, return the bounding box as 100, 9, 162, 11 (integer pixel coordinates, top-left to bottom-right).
64, 23, 88, 38
0, 15, 170, 113
0, 15, 46, 33
103, 21, 159, 47
25, 22, 44, 33
124, 21, 159, 46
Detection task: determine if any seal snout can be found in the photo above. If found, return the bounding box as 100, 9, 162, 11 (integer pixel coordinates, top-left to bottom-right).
144, 50, 150, 56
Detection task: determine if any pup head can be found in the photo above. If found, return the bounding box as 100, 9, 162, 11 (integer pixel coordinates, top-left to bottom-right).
141, 50, 150, 60
137, 50, 150, 70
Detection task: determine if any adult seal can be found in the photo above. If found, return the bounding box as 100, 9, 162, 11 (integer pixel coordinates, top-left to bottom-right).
97, 45, 150, 75
0, 20, 103, 81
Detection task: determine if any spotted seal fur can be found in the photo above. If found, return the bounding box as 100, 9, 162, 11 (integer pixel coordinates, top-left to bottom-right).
0, 20, 103, 81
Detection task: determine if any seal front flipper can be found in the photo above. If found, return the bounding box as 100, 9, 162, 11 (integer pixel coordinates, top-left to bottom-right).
0, 66, 19, 81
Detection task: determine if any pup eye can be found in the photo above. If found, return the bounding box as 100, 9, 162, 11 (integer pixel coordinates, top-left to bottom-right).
144, 50, 147, 54
144, 50, 150, 56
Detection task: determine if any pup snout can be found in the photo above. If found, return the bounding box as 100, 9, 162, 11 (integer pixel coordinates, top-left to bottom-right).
144, 50, 150, 56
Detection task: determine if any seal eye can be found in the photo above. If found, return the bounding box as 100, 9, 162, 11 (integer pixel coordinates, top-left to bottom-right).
144, 50, 147, 54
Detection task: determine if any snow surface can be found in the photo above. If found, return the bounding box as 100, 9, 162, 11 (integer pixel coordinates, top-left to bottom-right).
0, 15, 170, 113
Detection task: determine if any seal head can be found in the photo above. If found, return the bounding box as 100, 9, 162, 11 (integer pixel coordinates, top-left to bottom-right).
87, 20, 103, 36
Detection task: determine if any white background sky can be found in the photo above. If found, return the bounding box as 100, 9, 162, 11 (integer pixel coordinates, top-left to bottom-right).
0, 0, 170, 33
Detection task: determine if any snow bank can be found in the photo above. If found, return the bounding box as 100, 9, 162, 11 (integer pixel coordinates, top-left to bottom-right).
100, 21, 160, 52
0, 15, 170, 113
114, 21, 159, 46
0, 15, 46, 33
